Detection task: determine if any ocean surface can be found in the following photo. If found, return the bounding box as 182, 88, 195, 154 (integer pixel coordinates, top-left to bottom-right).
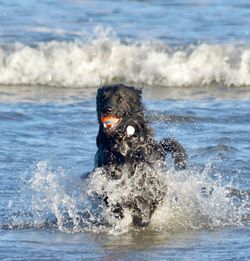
0, 0, 250, 260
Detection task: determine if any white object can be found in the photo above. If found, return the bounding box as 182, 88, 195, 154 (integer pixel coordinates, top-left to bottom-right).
126, 125, 135, 136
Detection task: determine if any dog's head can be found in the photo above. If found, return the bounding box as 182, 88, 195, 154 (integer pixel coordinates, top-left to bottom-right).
96, 84, 144, 133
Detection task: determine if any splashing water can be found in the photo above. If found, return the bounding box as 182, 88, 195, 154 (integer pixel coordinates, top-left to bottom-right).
30, 161, 107, 232
21, 160, 248, 234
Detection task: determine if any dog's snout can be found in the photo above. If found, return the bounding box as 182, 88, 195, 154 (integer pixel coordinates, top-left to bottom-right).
103, 105, 112, 114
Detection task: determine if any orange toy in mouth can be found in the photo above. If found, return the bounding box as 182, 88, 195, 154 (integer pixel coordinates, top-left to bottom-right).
101, 116, 121, 130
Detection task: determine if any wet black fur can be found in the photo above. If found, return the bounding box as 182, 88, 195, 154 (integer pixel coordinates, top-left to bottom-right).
95, 84, 187, 226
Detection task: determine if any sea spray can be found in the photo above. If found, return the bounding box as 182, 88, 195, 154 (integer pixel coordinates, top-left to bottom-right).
30, 161, 96, 232
150, 166, 242, 231
26, 160, 248, 234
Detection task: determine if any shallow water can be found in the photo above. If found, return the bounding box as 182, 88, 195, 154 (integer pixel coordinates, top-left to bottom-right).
1, 85, 249, 260
0, 0, 250, 260
1, 228, 249, 260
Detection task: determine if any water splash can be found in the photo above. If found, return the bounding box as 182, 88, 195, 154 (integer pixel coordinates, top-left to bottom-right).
17, 160, 247, 234
30, 161, 108, 232
2, 160, 248, 233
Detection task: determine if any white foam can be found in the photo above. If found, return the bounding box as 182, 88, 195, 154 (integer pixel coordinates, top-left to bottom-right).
27, 161, 246, 234
0, 30, 250, 87
150, 167, 238, 231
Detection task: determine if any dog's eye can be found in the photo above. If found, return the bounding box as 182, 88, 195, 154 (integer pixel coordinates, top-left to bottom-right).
119, 97, 123, 102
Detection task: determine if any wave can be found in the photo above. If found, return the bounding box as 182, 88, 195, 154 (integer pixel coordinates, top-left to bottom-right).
0, 31, 250, 88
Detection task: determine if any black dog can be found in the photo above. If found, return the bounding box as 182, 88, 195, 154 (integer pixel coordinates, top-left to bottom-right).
94, 84, 187, 226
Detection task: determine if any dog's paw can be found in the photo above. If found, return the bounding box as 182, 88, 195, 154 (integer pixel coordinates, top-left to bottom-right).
111, 203, 124, 219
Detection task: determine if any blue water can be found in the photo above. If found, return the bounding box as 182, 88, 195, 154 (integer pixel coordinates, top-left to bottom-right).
0, 1, 250, 260
1, 0, 250, 44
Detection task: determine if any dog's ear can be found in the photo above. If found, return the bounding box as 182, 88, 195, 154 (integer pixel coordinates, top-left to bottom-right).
96, 88, 101, 103
97, 85, 104, 93
135, 87, 142, 97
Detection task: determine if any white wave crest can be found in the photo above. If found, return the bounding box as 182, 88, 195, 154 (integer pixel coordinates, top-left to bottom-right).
0, 33, 250, 87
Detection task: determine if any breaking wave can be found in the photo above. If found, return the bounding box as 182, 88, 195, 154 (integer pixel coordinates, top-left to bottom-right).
0, 28, 250, 88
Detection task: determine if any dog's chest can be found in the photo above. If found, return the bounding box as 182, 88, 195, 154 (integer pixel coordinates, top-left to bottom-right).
113, 134, 140, 157
113, 135, 162, 164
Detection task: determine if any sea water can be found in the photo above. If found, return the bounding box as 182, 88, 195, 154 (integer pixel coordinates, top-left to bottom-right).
0, 0, 250, 260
